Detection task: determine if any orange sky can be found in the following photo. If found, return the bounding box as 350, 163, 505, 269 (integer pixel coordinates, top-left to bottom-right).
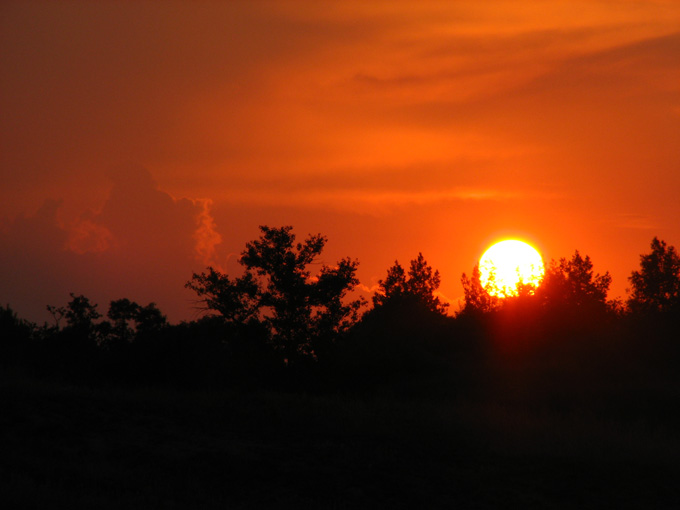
2, 1, 679, 322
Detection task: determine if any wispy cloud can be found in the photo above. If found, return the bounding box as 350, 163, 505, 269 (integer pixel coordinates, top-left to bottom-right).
218, 187, 534, 213
612, 214, 660, 231
192, 198, 223, 267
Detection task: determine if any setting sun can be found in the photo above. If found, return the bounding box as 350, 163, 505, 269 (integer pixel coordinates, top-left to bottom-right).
479, 240, 545, 298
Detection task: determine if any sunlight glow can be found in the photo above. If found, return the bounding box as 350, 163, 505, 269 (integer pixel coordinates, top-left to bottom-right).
479, 240, 544, 298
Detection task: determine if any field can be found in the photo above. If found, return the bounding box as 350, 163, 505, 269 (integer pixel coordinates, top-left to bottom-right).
2, 369, 679, 509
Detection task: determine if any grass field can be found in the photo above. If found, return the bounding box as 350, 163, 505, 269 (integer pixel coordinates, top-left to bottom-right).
2, 369, 679, 509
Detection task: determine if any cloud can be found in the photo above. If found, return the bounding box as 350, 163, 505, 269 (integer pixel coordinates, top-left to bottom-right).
67, 216, 115, 254
193, 199, 223, 268
218, 187, 524, 212
611, 214, 660, 231
0, 166, 223, 323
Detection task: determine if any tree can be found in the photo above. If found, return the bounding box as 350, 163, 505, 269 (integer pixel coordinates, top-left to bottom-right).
538, 251, 612, 310
0, 304, 34, 365
185, 268, 260, 324
628, 237, 680, 314
373, 253, 449, 314
106, 299, 167, 343
372, 261, 407, 305
59, 293, 104, 340
43, 294, 104, 380
108, 298, 141, 343
134, 302, 167, 335
459, 264, 500, 315
186, 226, 364, 362
459, 251, 611, 316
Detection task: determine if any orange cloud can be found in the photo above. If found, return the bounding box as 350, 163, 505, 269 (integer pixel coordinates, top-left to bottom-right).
67, 218, 115, 255
0, 166, 229, 323
193, 199, 223, 267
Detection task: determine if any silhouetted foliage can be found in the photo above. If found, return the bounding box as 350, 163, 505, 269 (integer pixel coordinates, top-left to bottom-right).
0, 304, 34, 365
107, 298, 140, 344
537, 251, 612, 312
461, 250, 613, 318
337, 255, 469, 395
64, 293, 102, 330
3, 232, 680, 418
38, 294, 104, 382
628, 237, 680, 314
373, 253, 448, 314
459, 264, 500, 315
185, 268, 260, 323
187, 226, 364, 363
106, 299, 167, 344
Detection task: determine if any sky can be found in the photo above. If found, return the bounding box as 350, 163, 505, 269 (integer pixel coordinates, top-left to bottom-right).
1, 0, 679, 323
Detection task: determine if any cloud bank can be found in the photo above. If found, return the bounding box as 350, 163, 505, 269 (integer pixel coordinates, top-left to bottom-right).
0, 166, 221, 323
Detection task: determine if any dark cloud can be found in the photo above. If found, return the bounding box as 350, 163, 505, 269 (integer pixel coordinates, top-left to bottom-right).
0, 166, 221, 323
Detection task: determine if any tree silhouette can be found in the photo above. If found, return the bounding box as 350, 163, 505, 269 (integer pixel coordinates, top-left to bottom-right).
40, 294, 104, 381
57, 293, 105, 342
460, 251, 611, 317
373, 253, 449, 314
185, 267, 260, 324
346, 254, 452, 391
106, 299, 167, 344
187, 226, 364, 363
460, 264, 499, 315
628, 237, 680, 314
0, 304, 34, 365
537, 251, 612, 311
134, 302, 167, 334
108, 298, 140, 343
372, 260, 407, 305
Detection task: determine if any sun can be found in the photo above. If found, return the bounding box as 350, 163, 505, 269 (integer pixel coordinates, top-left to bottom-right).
479, 240, 545, 298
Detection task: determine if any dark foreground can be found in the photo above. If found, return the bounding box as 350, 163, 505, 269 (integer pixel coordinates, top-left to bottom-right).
2, 370, 679, 509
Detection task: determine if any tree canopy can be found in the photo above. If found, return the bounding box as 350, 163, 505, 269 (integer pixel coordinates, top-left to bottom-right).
372, 253, 449, 315
187, 226, 364, 362
537, 251, 612, 311
460, 250, 612, 316
460, 264, 500, 315
628, 237, 680, 314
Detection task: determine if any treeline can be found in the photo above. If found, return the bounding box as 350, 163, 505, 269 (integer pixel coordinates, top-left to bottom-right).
2, 227, 680, 403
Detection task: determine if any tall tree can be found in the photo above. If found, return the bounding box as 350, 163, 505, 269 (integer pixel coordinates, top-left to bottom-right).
64, 293, 102, 331
187, 226, 364, 362
50, 293, 106, 342
459, 264, 500, 315
373, 253, 449, 314
628, 237, 680, 314
538, 251, 612, 310
106, 299, 167, 343
134, 302, 167, 335
107, 298, 141, 343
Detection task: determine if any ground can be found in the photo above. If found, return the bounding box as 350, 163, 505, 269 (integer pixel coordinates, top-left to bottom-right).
2, 370, 679, 509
